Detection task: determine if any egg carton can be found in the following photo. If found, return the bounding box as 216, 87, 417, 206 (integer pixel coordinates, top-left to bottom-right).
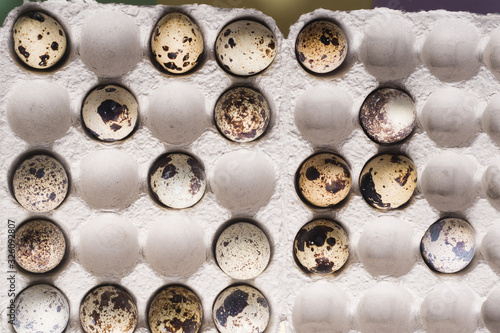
1, 1, 500, 333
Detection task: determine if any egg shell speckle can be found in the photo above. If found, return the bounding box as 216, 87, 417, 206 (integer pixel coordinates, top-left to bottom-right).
148, 285, 203, 333
213, 284, 270, 333
296, 152, 352, 208
12, 154, 69, 212
15, 219, 66, 274
12, 11, 67, 70
149, 152, 206, 209
13, 284, 69, 333
359, 154, 417, 210
215, 222, 271, 280
81, 84, 138, 142
215, 19, 277, 76
295, 20, 348, 74
79, 285, 138, 333
214, 86, 271, 143
420, 217, 475, 274
151, 12, 204, 74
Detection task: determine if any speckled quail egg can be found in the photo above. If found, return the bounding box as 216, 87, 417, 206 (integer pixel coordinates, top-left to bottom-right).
213, 284, 270, 333
15, 219, 66, 273
215, 19, 277, 76
359, 154, 417, 210
151, 12, 204, 74
421, 218, 475, 273
148, 285, 203, 333
149, 152, 206, 209
82, 84, 138, 142
12, 154, 69, 212
12, 11, 67, 69
293, 219, 349, 274
214, 86, 271, 143
296, 153, 351, 208
359, 88, 416, 144
13, 284, 69, 333
295, 20, 348, 74
80, 285, 138, 333
215, 222, 271, 280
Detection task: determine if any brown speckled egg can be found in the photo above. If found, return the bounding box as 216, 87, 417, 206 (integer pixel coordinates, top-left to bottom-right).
214, 86, 271, 143
151, 12, 204, 74
215, 20, 277, 76
148, 285, 203, 333
12, 154, 69, 212
293, 219, 349, 274
360, 88, 416, 144
80, 285, 137, 333
213, 284, 269, 333
296, 153, 351, 208
15, 219, 66, 274
149, 152, 206, 209
81, 84, 138, 142
359, 154, 417, 210
295, 20, 348, 74
13, 11, 67, 69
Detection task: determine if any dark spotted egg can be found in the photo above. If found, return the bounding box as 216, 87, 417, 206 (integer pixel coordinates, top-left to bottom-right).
213, 284, 269, 333
148, 285, 203, 333
296, 153, 351, 208
82, 84, 138, 142
293, 219, 349, 274
149, 152, 206, 209
151, 12, 204, 74
12, 11, 67, 70
359, 154, 417, 210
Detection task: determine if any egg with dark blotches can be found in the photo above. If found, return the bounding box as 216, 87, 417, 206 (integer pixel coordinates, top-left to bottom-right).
359, 88, 416, 144
12, 154, 69, 212
295, 20, 348, 74
13, 11, 67, 70
293, 219, 349, 274
215, 19, 277, 76
296, 153, 351, 208
215, 86, 271, 143
13, 284, 69, 333
421, 218, 475, 274
151, 12, 204, 74
15, 219, 66, 274
213, 284, 270, 333
148, 285, 203, 333
359, 154, 417, 210
80, 285, 138, 333
149, 152, 206, 209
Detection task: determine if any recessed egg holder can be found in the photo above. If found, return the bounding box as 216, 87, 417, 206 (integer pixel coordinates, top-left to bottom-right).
1, 2, 500, 333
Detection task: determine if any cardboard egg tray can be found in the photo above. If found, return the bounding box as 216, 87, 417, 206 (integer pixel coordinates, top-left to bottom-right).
2, 1, 500, 332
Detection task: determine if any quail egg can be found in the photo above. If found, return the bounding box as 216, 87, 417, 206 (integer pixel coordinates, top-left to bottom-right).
148, 285, 203, 333
214, 86, 271, 143
151, 12, 204, 74
215, 222, 271, 280
359, 154, 417, 210
359, 88, 416, 144
296, 153, 351, 208
421, 218, 475, 273
82, 84, 139, 142
149, 152, 206, 209
12, 11, 67, 70
295, 20, 348, 74
213, 284, 270, 333
215, 19, 277, 76
12, 154, 69, 212
13, 284, 69, 333
15, 219, 66, 273
80, 285, 138, 333
293, 219, 349, 274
